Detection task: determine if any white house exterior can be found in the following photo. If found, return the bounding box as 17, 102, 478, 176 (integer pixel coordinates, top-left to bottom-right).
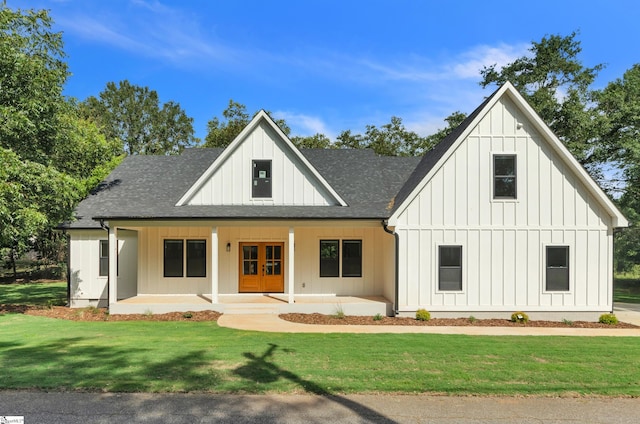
62, 83, 627, 320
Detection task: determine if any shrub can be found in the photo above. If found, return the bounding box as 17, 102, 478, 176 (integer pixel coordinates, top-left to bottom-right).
183, 312, 193, 319
510, 311, 529, 324
415, 309, 431, 321
468, 315, 477, 323
373, 313, 383, 321
562, 318, 574, 326
599, 313, 618, 325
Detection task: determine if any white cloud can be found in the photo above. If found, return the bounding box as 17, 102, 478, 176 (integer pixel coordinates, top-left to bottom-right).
273, 111, 335, 139
450, 43, 529, 78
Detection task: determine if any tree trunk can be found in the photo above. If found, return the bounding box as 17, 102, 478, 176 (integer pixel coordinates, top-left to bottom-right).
10, 248, 17, 279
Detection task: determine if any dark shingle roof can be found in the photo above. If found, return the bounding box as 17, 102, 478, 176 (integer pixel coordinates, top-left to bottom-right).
64, 148, 420, 229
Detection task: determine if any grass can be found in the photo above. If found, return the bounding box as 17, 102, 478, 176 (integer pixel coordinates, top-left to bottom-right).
614, 276, 640, 304
0, 281, 66, 306
0, 314, 638, 395
1, 281, 639, 396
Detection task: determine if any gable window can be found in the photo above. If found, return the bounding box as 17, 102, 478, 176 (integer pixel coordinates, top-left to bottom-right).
319, 239, 362, 278
493, 155, 517, 199
252, 160, 272, 198
439, 245, 462, 291
320, 240, 339, 277
99, 240, 109, 277
546, 246, 569, 291
164, 239, 207, 278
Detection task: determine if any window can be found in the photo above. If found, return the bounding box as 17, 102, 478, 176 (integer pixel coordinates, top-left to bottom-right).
319, 239, 362, 278
252, 160, 272, 198
494, 155, 517, 199
439, 245, 462, 291
342, 240, 362, 277
320, 240, 339, 277
99, 240, 109, 277
186, 240, 207, 277
546, 246, 569, 291
164, 239, 207, 278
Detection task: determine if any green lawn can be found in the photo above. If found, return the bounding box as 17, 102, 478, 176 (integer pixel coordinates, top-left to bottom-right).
614, 276, 640, 304
1, 281, 639, 396
0, 281, 66, 306
0, 313, 639, 395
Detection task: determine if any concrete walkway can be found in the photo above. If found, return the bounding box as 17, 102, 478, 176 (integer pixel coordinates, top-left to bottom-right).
217, 303, 640, 336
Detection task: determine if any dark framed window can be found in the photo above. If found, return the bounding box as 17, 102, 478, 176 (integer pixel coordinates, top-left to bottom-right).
186, 240, 207, 277
320, 240, 339, 277
164, 240, 184, 277
494, 155, 517, 199
439, 245, 462, 291
252, 160, 272, 198
342, 240, 362, 277
546, 246, 569, 291
164, 239, 207, 278
99, 240, 109, 277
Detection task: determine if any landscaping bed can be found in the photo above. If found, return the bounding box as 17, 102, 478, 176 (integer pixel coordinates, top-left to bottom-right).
279, 313, 638, 328
0, 305, 221, 322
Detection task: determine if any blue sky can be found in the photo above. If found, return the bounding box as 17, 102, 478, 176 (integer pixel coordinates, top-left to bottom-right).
17, 0, 640, 141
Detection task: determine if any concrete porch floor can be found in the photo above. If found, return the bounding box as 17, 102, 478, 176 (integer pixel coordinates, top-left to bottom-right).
111, 294, 392, 316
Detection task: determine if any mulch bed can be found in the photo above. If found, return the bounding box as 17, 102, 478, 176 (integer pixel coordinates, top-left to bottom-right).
0, 305, 221, 322
279, 313, 639, 329
2, 305, 637, 328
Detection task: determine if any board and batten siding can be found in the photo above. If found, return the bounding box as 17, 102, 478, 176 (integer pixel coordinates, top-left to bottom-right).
137, 226, 211, 295
394, 96, 614, 313
187, 121, 335, 206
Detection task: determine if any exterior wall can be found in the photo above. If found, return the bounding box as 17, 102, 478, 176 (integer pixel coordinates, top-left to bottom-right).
137, 226, 211, 295
68, 229, 138, 306
68, 229, 108, 307
395, 96, 614, 315
218, 224, 393, 297
187, 121, 336, 206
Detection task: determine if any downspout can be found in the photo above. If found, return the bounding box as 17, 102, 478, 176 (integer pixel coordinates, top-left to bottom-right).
100, 219, 110, 307
382, 220, 399, 316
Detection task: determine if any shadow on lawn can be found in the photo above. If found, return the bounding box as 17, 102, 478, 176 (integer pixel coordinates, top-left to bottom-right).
234, 343, 397, 424
0, 337, 222, 392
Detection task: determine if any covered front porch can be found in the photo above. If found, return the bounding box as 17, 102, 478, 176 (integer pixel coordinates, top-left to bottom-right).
110, 294, 393, 316
105, 220, 396, 315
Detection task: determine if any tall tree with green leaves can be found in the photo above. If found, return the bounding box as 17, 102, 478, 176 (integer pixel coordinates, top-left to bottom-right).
335, 116, 429, 156
81, 80, 197, 155
290, 133, 333, 149
0, 5, 68, 165
480, 32, 605, 171
203, 100, 291, 149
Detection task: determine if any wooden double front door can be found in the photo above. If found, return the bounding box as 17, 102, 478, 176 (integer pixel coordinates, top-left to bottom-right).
239, 242, 284, 293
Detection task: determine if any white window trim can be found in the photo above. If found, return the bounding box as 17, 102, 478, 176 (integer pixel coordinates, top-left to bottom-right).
491, 151, 519, 202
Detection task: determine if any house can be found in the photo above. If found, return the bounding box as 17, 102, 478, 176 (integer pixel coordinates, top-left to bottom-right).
61, 82, 628, 320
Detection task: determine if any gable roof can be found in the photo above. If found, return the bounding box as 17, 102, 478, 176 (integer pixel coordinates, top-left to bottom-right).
176, 110, 347, 207
388, 82, 628, 228
62, 148, 420, 229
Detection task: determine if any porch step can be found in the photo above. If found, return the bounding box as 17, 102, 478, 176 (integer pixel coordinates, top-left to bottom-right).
222, 303, 282, 315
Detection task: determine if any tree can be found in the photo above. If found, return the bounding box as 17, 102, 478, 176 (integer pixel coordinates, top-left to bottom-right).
203, 100, 291, 149
480, 32, 605, 171
0, 148, 80, 277
290, 133, 332, 149
416, 111, 467, 155
0, 5, 68, 165
335, 116, 428, 156
81, 80, 197, 155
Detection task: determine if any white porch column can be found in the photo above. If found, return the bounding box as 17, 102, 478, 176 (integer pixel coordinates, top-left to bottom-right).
288, 227, 295, 304
211, 226, 219, 303
108, 225, 118, 305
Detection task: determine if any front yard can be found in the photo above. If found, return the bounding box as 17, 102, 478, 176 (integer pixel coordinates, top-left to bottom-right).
1, 281, 639, 396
